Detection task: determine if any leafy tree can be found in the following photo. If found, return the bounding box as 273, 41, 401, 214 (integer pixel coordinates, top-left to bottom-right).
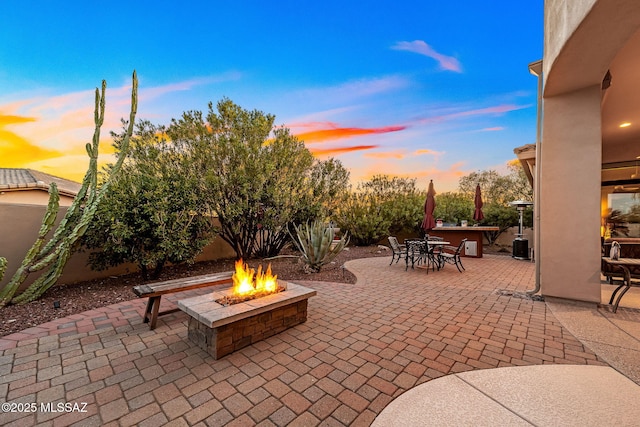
83, 120, 214, 279
433, 192, 474, 225
335, 175, 424, 245
458, 162, 532, 206
168, 98, 348, 259
479, 204, 520, 246
305, 158, 351, 222
458, 161, 533, 244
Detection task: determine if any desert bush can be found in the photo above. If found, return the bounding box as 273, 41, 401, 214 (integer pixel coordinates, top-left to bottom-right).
335, 175, 424, 245
83, 120, 213, 279
168, 98, 350, 259
433, 192, 474, 225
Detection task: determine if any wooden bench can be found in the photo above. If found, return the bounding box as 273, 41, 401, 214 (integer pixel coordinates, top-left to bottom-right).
133, 272, 233, 330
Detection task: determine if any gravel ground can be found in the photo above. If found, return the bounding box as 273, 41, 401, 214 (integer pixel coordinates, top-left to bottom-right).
0, 245, 391, 337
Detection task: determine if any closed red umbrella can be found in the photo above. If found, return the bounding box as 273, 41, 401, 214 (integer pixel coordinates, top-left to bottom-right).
421, 180, 437, 231
473, 183, 484, 222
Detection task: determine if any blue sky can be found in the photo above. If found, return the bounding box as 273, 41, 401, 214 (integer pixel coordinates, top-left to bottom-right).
0, 1, 543, 191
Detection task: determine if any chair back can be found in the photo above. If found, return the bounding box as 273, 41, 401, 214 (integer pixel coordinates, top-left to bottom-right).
388, 236, 401, 251
454, 238, 468, 255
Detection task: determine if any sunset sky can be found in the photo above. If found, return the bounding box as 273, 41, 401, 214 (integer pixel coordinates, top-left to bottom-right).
0, 1, 542, 192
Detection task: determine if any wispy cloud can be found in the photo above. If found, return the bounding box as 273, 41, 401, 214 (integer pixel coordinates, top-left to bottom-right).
0, 113, 63, 168
364, 150, 406, 159
392, 40, 462, 73
293, 122, 406, 143
353, 160, 468, 191
309, 145, 378, 157
0, 114, 36, 126
296, 75, 410, 106
0, 74, 238, 180
414, 148, 445, 157
414, 104, 528, 125
138, 72, 242, 103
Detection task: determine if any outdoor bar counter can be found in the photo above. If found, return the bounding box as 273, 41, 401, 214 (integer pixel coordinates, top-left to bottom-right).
428, 226, 499, 258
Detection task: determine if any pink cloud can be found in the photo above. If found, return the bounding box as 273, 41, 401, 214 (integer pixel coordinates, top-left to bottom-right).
309, 145, 378, 157
414, 148, 445, 157
352, 160, 469, 192
392, 40, 462, 72
292, 121, 406, 143
364, 151, 406, 159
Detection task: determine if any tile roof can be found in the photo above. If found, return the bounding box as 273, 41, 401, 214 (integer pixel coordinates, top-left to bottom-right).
0, 168, 82, 197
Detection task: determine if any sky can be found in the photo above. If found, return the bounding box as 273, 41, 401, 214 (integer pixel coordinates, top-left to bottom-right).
0, 1, 543, 192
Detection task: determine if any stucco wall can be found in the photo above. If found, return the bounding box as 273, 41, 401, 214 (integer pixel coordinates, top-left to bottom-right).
544, 0, 640, 97
0, 204, 236, 294
540, 85, 603, 302
540, 0, 640, 303
494, 226, 534, 248
543, 0, 596, 84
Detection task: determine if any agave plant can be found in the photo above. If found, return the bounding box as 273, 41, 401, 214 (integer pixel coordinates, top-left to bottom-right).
290, 220, 349, 273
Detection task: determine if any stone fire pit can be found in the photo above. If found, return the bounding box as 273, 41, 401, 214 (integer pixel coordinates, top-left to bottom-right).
178, 281, 316, 359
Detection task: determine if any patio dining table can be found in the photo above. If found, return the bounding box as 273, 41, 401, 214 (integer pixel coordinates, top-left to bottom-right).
405, 239, 450, 272
602, 257, 640, 312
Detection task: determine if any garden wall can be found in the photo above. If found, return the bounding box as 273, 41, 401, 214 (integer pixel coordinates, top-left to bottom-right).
0, 204, 236, 293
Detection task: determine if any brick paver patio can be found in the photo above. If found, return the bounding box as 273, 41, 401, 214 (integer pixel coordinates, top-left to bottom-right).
0, 255, 610, 426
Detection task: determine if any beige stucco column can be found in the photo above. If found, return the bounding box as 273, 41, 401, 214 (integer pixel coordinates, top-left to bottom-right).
539, 85, 602, 302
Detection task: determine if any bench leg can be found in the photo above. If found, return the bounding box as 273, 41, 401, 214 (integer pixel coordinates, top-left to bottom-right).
143, 296, 162, 330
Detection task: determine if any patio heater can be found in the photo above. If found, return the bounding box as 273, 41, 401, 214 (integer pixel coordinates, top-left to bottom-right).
509, 201, 533, 260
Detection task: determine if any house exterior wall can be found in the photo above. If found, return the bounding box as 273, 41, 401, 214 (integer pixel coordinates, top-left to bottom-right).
543, 0, 596, 83
540, 0, 640, 301
0, 189, 76, 206
543, 0, 640, 97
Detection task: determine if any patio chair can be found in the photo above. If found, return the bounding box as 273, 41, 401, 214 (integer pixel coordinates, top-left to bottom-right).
425, 235, 444, 270
405, 239, 429, 271
388, 236, 407, 265
424, 240, 441, 272
438, 238, 467, 272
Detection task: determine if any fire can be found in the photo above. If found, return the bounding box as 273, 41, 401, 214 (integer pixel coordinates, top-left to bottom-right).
231, 259, 279, 297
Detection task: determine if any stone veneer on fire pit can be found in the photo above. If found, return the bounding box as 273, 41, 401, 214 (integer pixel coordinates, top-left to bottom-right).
178, 281, 316, 359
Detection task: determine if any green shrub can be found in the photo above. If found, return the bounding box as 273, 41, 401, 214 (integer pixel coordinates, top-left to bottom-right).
335, 175, 424, 245
433, 192, 474, 225
83, 120, 213, 279
169, 99, 350, 259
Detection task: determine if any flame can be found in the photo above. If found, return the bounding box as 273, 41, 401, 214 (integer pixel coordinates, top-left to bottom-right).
231, 259, 278, 297
256, 264, 278, 293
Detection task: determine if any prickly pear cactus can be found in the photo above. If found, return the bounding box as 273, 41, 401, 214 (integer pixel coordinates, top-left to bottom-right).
0, 71, 138, 306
